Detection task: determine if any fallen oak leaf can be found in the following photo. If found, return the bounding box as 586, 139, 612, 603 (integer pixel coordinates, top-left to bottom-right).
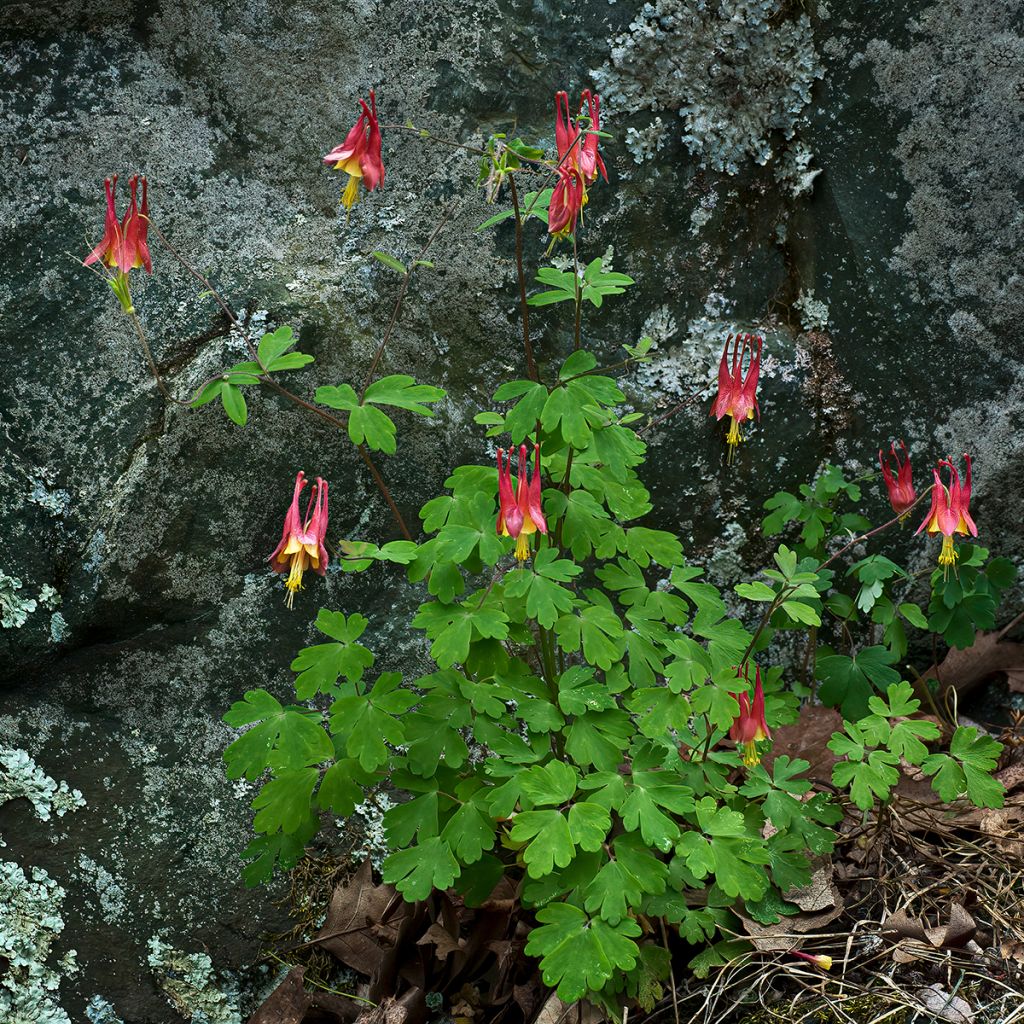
915, 614, 1024, 702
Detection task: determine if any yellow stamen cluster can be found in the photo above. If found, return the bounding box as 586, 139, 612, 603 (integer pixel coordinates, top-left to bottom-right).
341, 174, 361, 210
284, 550, 309, 609
742, 740, 761, 768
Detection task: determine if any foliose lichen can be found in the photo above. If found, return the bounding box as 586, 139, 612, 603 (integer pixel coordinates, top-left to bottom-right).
0, 861, 74, 1024
1, 572, 37, 629
85, 995, 125, 1024
0, 747, 85, 828
146, 937, 243, 1024
592, 0, 823, 174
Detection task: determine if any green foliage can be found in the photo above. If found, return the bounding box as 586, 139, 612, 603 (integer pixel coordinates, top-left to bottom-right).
527, 256, 635, 309
316, 374, 445, 454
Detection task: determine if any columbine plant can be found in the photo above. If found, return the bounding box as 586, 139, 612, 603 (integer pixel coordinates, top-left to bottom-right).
80, 83, 1011, 1015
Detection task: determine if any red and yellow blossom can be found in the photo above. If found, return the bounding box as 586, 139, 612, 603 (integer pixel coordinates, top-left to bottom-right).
729, 666, 771, 767
496, 443, 548, 562
915, 454, 977, 573
83, 174, 152, 313
790, 951, 833, 970
269, 471, 330, 607
879, 440, 916, 519
323, 91, 385, 211
711, 333, 762, 461
548, 166, 586, 240
549, 88, 608, 241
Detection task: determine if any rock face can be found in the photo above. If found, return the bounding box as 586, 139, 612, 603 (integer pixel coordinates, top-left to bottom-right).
0, 0, 1020, 1020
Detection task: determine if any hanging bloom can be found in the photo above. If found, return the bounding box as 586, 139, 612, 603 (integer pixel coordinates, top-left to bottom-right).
790, 951, 832, 971
729, 666, 771, 767
879, 440, 916, 519
269, 471, 330, 608
915, 454, 977, 573
495, 447, 523, 539
547, 165, 585, 240
710, 333, 762, 461
549, 88, 607, 241
577, 90, 608, 185
83, 174, 153, 313
555, 89, 608, 185
323, 90, 385, 211
495, 444, 548, 562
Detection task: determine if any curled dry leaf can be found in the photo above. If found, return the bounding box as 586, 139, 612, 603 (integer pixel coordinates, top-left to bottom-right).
763, 704, 843, 784
914, 984, 975, 1024
883, 903, 976, 962
917, 624, 1024, 700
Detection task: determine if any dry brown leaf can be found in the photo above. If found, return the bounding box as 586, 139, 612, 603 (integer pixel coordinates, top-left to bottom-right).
883, 903, 976, 963
737, 864, 844, 952
763, 705, 843, 784
316, 860, 412, 978
354, 995, 411, 1024
999, 939, 1024, 963
247, 967, 309, 1024
416, 922, 465, 959
918, 625, 1024, 699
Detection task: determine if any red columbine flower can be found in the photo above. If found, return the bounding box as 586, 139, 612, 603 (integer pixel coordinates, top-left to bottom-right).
495, 444, 548, 562
269, 471, 330, 607
83, 174, 153, 313
729, 666, 771, 767
711, 333, 762, 461
548, 166, 585, 240
915, 454, 977, 574
879, 440, 916, 519
549, 89, 608, 241
790, 951, 833, 970
323, 91, 385, 211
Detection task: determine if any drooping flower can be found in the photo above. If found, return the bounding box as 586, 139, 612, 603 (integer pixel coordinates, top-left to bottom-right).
879, 440, 916, 519
790, 951, 832, 970
83, 174, 153, 313
323, 91, 385, 211
547, 165, 585, 240
710, 333, 762, 461
495, 447, 523, 539
729, 666, 771, 768
549, 88, 608, 240
269, 471, 330, 607
495, 444, 548, 562
915, 454, 977, 573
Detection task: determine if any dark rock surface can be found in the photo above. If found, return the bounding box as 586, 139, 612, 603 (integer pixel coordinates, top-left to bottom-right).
0, 0, 1020, 1020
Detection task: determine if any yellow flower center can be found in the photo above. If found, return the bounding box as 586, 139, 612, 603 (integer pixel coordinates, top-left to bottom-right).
285, 550, 309, 608
938, 535, 959, 579
342, 174, 361, 210
726, 415, 743, 463
742, 740, 760, 768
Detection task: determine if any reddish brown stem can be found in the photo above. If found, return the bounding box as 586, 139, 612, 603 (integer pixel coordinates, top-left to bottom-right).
508, 175, 539, 383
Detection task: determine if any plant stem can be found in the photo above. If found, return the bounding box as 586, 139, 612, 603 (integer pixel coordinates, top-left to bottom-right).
359, 201, 459, 399
572, 235, 582, 352
508, 176, 540, 384
127, 310, 189, 406
150, 222, 414, 540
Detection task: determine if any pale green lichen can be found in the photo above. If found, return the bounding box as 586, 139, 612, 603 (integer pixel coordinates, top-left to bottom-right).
147, 937, 243, 1024
593, 0, 823, 174
1, 572, 37, 629
794, 289, 830, 331
0, 861, 74, 1024
0, 748, 85, 828
85, 995, 125, 1024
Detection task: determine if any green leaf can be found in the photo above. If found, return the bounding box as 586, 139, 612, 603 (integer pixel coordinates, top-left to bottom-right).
221, 383, 247, 426
191, 379, 225, 408
266, 352, 315, 372
317, 759, 370, 818
735, 581, 776, 602
557, 666, 618, 715
383, 836, 460, 900
510, 810, 575, 876
223, 690, 334, 780
922, 727, 1004, 807
564, 710, 633, 771
524, 903, 641, 1002
291, 610, 375, 699
241, 823, 317, 886
832, 750, 900, 809
252, 767, 319, 834
440, 798, 496, 863
898, 602, 929, 629
371, 250, 408, 274
520, 761, 579, 807
567, 801, 612, 852
816, 646, 900, 719
781, 600, 821, 626
363, 374, 445, 415
257, 326, 298, 366
626, 528, 684, 568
